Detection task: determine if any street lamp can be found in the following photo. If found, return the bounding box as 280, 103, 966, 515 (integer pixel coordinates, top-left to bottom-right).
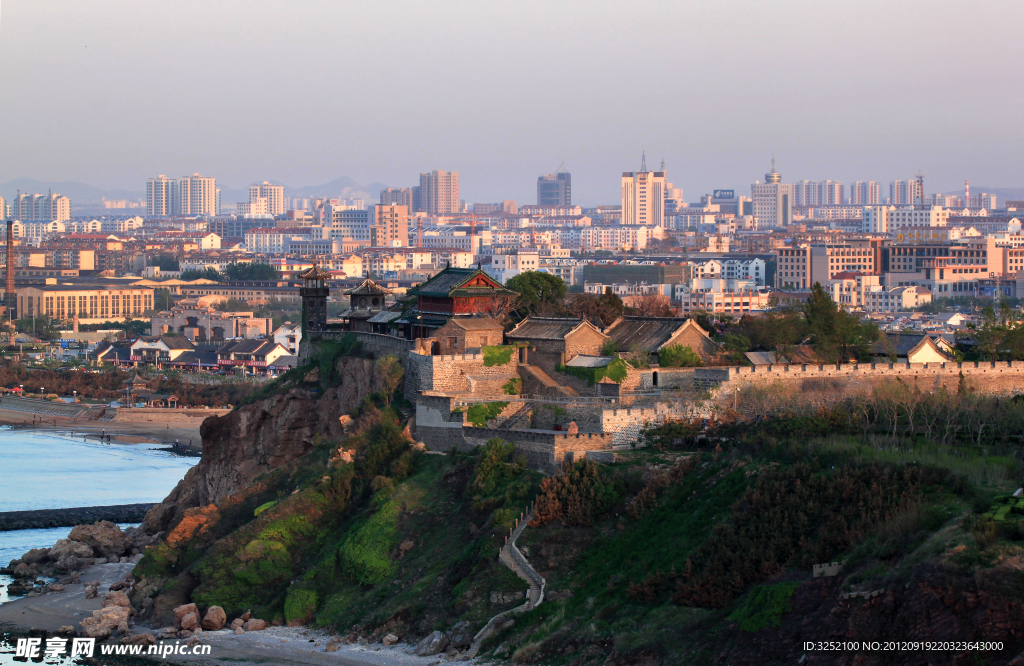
40, 387, 44, 397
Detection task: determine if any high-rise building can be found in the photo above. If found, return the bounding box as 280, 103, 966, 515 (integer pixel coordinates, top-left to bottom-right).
0, 197, 6, 220
419, 171, 459, 215
889, 179, 921, 205
751, 161, 793, 229
621, 156, 666, 227
372, 204, 409, 247
380, 187, 415, 211
970, 193, 997, 210
13, 193, 71, 222
147, 175, 173, 216
664, 181, 684, 215
149, 173, 218, 216
851, 181, 881, 205
537, 168, 572, 206
248, 182, 285, 216
793, 180, 844, 206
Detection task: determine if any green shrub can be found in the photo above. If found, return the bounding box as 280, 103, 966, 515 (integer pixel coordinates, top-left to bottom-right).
559, 357, 630, 385
729, 582, 800, 632
482, 345, 517, 367
502, 378, 522, 395
659, 344, 703, 367
338, 499, 399, 585
284, 588, 319, 624
466, 402, 508, 427
254, 501, 278, 517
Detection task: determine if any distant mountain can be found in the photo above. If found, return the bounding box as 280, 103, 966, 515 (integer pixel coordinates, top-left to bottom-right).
0, 178, 143, 205
942, 186, 1024, 203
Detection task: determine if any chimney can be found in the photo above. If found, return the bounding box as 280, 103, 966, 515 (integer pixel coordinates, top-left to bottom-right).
5, 220, 13, 320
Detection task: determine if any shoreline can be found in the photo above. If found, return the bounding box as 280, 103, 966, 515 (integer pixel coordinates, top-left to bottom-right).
0, 406, 204, 453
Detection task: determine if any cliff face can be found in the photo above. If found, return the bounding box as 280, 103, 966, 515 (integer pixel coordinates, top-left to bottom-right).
142, 356, 380, 536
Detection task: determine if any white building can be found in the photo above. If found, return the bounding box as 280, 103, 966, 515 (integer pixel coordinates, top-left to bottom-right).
272, 322, 302, 354
862, 205, 950, 234
12, 193, 71, 222
621, 158, 666, 227
751, 161, 793, 229
851, 181, 881, 205
249, 182, 285, 216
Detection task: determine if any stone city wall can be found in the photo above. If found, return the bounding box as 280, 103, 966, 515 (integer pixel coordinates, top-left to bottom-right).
632, 361, 1024, 396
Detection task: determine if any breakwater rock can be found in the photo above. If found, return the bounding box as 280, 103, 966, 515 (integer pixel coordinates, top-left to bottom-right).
0, 504, 157, 531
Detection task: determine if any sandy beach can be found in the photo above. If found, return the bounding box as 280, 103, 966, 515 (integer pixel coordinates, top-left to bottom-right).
0, 406, 204, 450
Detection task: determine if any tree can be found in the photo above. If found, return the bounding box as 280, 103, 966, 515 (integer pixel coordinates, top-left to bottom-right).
564, 290, 624, 327
180, 267, 223, 281
505, 272, 567, 316
153, 254, 179, 271
802, 283, 878, 365
720, 333, 751, 364
154, 288, 173, 312
376, 355, 404, 408
224, 262, 280, 281
659, 344, 703, 367
626, 294, 676, 317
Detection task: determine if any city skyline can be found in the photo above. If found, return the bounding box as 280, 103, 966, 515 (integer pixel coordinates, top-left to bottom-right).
1, 1, 1021, 204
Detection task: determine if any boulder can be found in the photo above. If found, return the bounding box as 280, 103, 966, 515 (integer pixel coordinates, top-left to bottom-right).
173, 603, 199, 630
449, 621, 473, 649
108, 581, 125, 591
93, 558, 108, 565
69, 521, 130, 558
416, 630, 450, 656
242, 618, 267, 632
324, 643, 338, 652
383, 633, 400, 646
102, 591, 131, 609
235, 627, 245, 635
230, 618, 244, 630
180, 612, 199, 632
11, 563, 35, 578
85, 586, 98, 599
241, 611, 251, 621
53, 555, 80, 574
47, 583, 66, 593
201, 606, 226, 630
159, 627, 177, 639
49, 539, 94, 562
58, 626, 77, 637
20, 548, 50, 565
126, 633, 156, 648
80, 605, 130, 639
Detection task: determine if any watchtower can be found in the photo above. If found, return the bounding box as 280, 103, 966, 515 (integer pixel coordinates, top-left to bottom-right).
298, 262, 331, 334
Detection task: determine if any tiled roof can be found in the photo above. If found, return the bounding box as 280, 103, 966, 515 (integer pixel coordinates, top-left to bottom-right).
604, 316, 691, 352
344, 278, 392, 296
408, 266, 514, 297
507, 317, 604, 341
447, 317, 503, 330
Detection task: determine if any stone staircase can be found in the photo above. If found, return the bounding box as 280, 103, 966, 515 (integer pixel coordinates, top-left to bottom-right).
519, 364, 578, 398
457, 504, 545, 661
497, 403, 532, 430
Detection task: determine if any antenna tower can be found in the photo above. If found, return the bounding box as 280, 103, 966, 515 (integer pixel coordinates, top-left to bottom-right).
640, 152, 647, 172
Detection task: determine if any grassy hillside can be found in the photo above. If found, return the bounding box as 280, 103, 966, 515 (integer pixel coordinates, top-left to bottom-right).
132, 372, 1024, 664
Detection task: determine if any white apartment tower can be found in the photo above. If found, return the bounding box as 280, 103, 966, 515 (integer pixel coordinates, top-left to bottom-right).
249, 181, 285, 216
889, 179, 921, 205
419, 171, 460, 215
148, 173, 218, 216
851, 181, 881, 205
621, 155, 666, 227
13, 193, 71, 222
751, 161, 793, 229
147, 175, 172, 216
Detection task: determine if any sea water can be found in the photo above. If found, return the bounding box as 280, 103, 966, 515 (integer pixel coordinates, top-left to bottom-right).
0, 428, 198, 610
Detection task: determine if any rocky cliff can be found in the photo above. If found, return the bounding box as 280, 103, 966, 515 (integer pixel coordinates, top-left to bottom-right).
141, 356, 381, 536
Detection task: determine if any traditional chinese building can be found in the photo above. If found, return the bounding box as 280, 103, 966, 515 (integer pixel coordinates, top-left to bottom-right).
404, 265, 516, 338
340, 278, 392, 332
298, 263, 331, 334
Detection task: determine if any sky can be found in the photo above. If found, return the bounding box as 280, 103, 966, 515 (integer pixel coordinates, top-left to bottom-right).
1, 0, 1022, 205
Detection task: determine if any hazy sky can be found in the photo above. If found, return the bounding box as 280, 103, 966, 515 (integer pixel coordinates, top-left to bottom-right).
2, 0, 1022, 204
